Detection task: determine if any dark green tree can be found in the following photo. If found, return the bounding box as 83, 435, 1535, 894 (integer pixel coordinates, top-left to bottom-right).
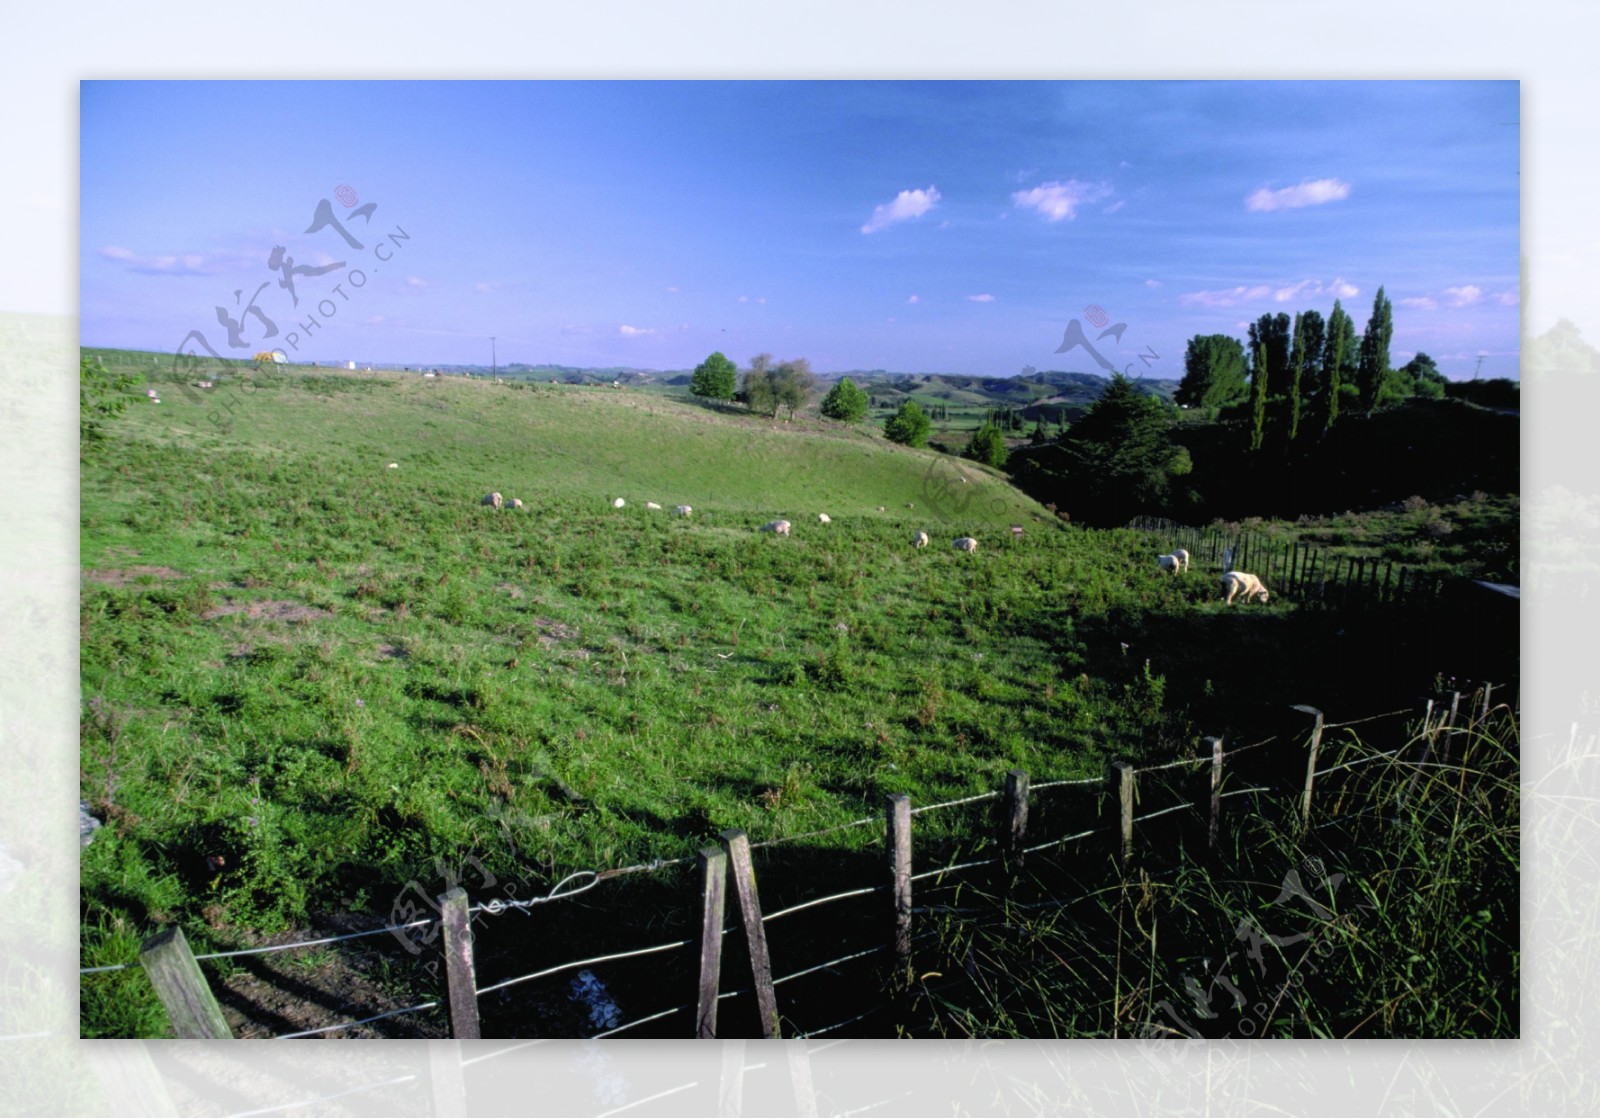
80, 353, 139, 451
1318, 300, 1355, 435
1286, 312, 1307, 442
884, 400, 931, 447
819, 375, 869, 422
1175, 334, 1248, 419
770, 358, 814, 421
1248, 318, 1271, 451
964, 421, 1010, 469
742, 353, 778, 417
1399, 351, 1448, 400
1357, 286, 1394, 415
1055, 373, 1188, 521
690, 351, 738, 400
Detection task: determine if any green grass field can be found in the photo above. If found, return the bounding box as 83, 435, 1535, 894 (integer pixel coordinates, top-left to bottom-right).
77, 349, 1516, 1037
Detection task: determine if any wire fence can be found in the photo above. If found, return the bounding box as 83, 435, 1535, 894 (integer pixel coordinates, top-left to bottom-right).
87, 683, 1506, 1042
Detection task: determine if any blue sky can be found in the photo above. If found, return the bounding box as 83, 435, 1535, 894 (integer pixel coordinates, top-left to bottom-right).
80, 80, 1520, 379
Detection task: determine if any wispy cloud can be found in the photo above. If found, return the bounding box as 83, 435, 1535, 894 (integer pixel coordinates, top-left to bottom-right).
473, 281, 495, 293
1011, 179, 1113, 222
907, 295, 919, 304
1445, 284, 1484, 307
1330, 277, 1360, 299
96, 244, 260, 276
967, 293, 995, 303
406, 276, 428, 288
1179, 285, 1273, 309
560, 323, 595, 336
1399, 296, 1439, 310
665, 285, 679, 293
1244, 178, 1352, 212
618, 324, 656, 337
1495, 289, 1520, 306
1103, 200, 1125, 215
1144, 279, 1162, 289
861, 186, 941, 234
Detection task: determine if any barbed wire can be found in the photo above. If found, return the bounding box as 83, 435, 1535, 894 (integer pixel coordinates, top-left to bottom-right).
1313, 748, 1406, 777
772, 944, 886, 987
1029, 776, 1102, 792
194, 917, 436, 962
591, 1002, 692, 1039
910, 855, 1000, 883
1324, 707, 1418, 730
764, 884, 883, 924
1022, 826, 1101, 855
470, 870, 603, 916
750, 815, 879, 849
911, 790, 1002, 814
475, 935, 695, 998
271, 999, 440, 1040
1131, 801, 1196, 825
1216, 785, 1275, 800
1138, 756, 1210, 774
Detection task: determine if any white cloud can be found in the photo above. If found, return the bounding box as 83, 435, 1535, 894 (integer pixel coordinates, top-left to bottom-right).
1011, 179, 1113, 222
367, 315, 384, 325
473, 282, 494, 293
1399, 296, 1439, 310
95, 244, 260, 276
1330, 277, 1360, 299
907, 295, 919, 304
967, 293, 995, 303
757, 297, 767, 304
1144, 279, 1162, 289
1103, 200, 1125, 215
99, 245, 135, 261
1273, 279, 1319, 303
618, 324, 655, 337
1178, 285, 1272, 308
861, 186, 941, 234
1244, 178, 1352, 212
406, 276, 427, 287
665, 285, 679, 293
1445, 284, 1484, 307
738, 295, 749, 303
1495, 289, 1520, 306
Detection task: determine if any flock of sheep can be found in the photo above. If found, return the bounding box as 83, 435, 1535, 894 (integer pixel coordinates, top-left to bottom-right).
473, 488, 1272, 605
1157, 547, 1272, 605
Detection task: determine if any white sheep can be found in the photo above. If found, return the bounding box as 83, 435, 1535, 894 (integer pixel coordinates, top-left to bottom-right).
953, 536, 979, 553
508, 498, 524, 509
675, 505, 693, 517
612, 498, 626, 509
1157, 553, 1182, 575
386, 463, 399, 469
646, 502, 662, 510
760, 519, 792, 536
913, 531, 930, 548
481, 492, 503, 508
1173, 548, 1190, 572
1221, 570, 1270, 605
817, 513, 831, 523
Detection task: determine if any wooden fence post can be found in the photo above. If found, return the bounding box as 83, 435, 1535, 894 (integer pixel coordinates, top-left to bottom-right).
1293, 705, 1325, 831
887, 794, 913, 991
696, 845, 728, 1039
1443, 690, 1463, 762
1479, 683, 1494, 725
438, 887, 481, 1040
138, 925, 233, 1039
720, 828, 781, 1039
1205, 737, 1224, 851
1110, 761, 1135, 871
1002, 769, 1029, 874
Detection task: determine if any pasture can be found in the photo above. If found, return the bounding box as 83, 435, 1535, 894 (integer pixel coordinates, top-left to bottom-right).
78, 353, 1510, 1036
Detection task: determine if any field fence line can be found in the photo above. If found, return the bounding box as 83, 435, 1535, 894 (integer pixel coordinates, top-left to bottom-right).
1029, 776, 1102, 792
750, 814, 878, 849
471, 869, 602, 916
911, 790, 1002, 814
271, 999, 440, 1040
1139, 756, 1211, 774
763, 884, 884, 924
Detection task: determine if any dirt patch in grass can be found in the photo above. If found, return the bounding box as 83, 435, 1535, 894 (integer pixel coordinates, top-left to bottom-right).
203, 600, 333, 622
534, 618, 579, 648
376, 642, 409, 660
82, 565, 184, 586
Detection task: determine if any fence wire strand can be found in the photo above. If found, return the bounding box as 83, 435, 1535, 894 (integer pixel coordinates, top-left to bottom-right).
911, 790, 1001, 815
591, 1002, 693, 1039
750, 815, 879, 849
475, 936, 694, 998
910, 855, 1000, 883
272, 1000, 440, 1040
763, 884, 883, 923
772, 945, 886, 987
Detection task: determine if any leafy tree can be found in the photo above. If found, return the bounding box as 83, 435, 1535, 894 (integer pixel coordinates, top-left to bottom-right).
1400, 352, 1448, 400
1030, 418, 1053, 444
1318, 299, 1355, 435
1055, 373, 1187, 521
771, 358, 814, 421
964, 421, 1010, 469
80, 353, 138, 451
1247, 318, 1271, 451
742, 353, 778, 417
884, 400, 931, 447
1357, 286, 1394, 415
690, 351, 738, 400
1286, 312, 1307, 442
819, 375, 869, 422
1176, 334, 1248, 419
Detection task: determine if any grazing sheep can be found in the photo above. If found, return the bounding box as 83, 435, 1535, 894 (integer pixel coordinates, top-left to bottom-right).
675, 505, 693, 517
646, 502, 662, 510
877, 506, 886, 512
1221, 570, 1270, 605
481, 492, 503, 508
386, 463, 399, 469
1010, 525, 1024, 539
913, 531, 930, 548
612, 498, 626, 509
1157, 554, 1183, 575
1173, 548, 1190, 572
817, 513, 831, 523
760, 519, 792, 536
953, 536, 979, 553
508, 498, 524, 509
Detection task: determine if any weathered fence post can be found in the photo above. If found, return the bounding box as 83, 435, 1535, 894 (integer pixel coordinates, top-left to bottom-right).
887, 794, 913, 991
1479, 683, 1494, 725
1002, 769, 1030, 874
1443, 690, 1464, 762
1205, 737, 1224, 851
137, 925, 233, 1039
696, 845, 728, 1039
1293, 705, 1325, 831
1111, 761, 1135, 871
720, 828, 781, 1039
438, 887, 481, 1040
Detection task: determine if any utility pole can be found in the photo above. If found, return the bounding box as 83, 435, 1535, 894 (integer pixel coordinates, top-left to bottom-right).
1473, 354, 1483, 381
491, 336, 497, 381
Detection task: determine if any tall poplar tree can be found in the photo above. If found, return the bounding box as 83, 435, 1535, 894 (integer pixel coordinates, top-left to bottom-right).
1286, 312, 1306, 442
1248, 318, 1270, 451
1319, 300, 1353, 436
1357, 286, 1394, 416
